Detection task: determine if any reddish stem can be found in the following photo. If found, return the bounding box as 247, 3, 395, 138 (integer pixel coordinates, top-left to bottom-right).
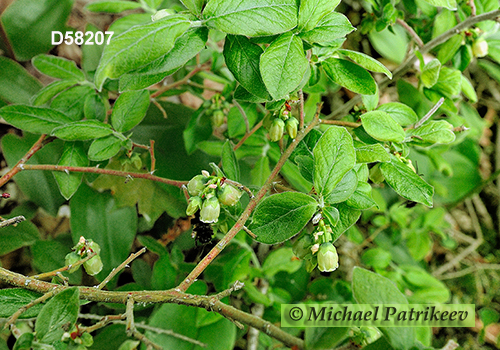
19, 164, 187, 188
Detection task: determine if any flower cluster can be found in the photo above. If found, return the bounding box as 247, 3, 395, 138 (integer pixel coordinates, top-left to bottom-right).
207, 93, 231, 128
265, 101, 299, 142
293, 216, 339, 273
186, 170, 243, 224
65, 236, 103, 276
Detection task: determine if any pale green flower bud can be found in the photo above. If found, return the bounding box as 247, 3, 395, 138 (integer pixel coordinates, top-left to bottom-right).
292, 234, 314, 259
87, 240, 101, 255
200, 196, 220, 223
472, 38, 488, 57
83, 255, 103, 276
212, 110, 225, 127
65, 252, 80, 273
186, 196, 202, 216
218, 184, 242, 206
187, 175, 207, 196
317, 243, 339, 272
285, 117, 299, 139
269, 118, 285, 142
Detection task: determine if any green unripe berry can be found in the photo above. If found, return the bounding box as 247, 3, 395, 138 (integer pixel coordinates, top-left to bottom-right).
212, 110, 225, 127
83, 255, 103, 276
65, 252, 80, 273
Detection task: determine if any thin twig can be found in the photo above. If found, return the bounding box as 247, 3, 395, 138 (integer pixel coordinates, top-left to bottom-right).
0, 216, 25, 228
224, 179, 254, 199
0, 134, 51, 188
19, 164, 186, 188
433, 198, 484, 277
439, 264, 500, 280
97, 248, 146, 290
233, 120, 263, 152
149, 140, 156, 173
151, 99, 167, 119
412, 97, 444, 129
32, 252, 97, 280
4, 289, 59, 329
214, 281, 245, 300
396, 18, 424, 48
234, 100, 250, 134
298, 90, 305, 130
469, 0, 477, 16
242, 226, 257, 238
126, 295, 162, 350
320, 119, 361, 128
151, 65, 207, 99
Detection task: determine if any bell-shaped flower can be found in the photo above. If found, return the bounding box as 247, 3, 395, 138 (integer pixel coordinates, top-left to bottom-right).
200, 196, 220, 223
317, 242, 339, 272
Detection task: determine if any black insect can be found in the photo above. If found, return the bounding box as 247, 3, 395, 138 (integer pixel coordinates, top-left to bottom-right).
191, 211, 214, 245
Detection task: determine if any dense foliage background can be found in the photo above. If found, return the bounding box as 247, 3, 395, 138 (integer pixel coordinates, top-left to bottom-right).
0, 0, 499, 349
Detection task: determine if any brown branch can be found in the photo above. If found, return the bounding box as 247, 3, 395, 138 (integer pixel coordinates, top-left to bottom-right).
0, 268, 304, 349
233, 120, 263, 152
97, 248, 146, 290
0, 216, 26, 228
19, 164, 187, 188
320, 119, 361, 128
31, 252, 97, 280
396, 18, 424, 48
298, 90, 305, 130
176, 104, 323, 294
0, 134, 51, 188
151, 65, 208, 99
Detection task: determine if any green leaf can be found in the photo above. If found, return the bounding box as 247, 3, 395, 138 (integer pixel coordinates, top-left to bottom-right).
461, 75, 477, 102
183, 105, 212, 155
0, 56, 42, 104
84, 93, 107, 121
119, 27, 208, 91
260, 33, 309, 100
250, 192, 317, 244
110, 90, 150, 132
408, 120, 456, 146
421, 59, 441, 88
353, 268, 416, 350
233, 85, 270, 103
356, 144, 390, 163
251, 156, 271, 187
421, 0, 456, 10
224, 35, 271, 100
85, 0, 142, 13
361, 110, 405, 142
338, 49, 392, 78
0, 289, 43, 318
70, 184, 137, 282
32, 80, 77, 106
299, 12, 354, 44
437, 34, 462, 64
330, 203, 361, 241
88, 135, 123, 161
221, 140, 240, 181
202, 0, 298, 36
406, 230, 432, 261
51, 120, 114, 141
151, 254, 177, 290
53, 142, 89, 200
51, 85, 95, 121
380, 157, 434, 207
35, 287, 80, 344
326, 170, 358, 204
428, 66, 462, 97
346, 182, 377, 209
0, 105, 73, 134
322, 58, 377, 95
305, 327, 349, 350
313, 126, 356, 197
13, 332, 34, 350
322, 206, 339, 227
262, 247, 302, 277
377, 102, 418, 126
368, 25, 408, 64
361, 248, 392, 269
298, 0, 340, 31
1, 0, 73, 61
0, 204, 40, 256
32, 55, 85, 81
94, 15, 191, 90
180, 0, 205, 15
